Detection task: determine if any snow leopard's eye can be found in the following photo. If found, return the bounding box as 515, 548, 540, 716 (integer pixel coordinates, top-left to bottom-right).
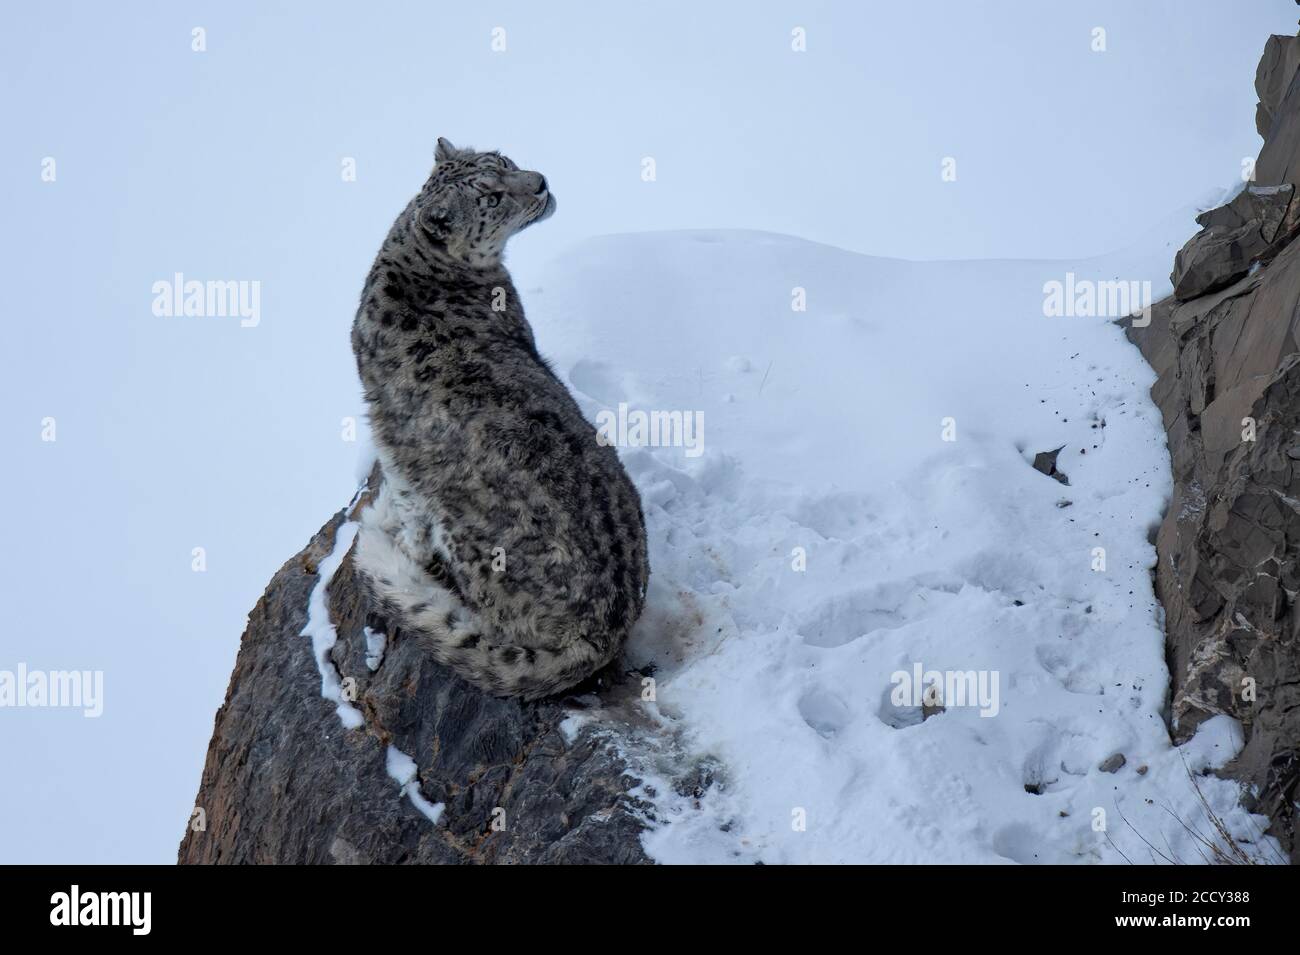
482, 192, 503, 208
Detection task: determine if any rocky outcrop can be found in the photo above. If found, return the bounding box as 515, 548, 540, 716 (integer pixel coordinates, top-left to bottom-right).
1125, 31, 1300, 864
1257, 33, 1300, 137
1170, 184, 1295, 300
178, 473, 657, 864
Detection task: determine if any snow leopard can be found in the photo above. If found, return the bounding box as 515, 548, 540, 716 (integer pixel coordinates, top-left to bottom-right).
350, 138, 649, 701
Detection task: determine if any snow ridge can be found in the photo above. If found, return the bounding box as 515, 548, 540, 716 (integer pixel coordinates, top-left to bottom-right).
519, 227, 1280, 864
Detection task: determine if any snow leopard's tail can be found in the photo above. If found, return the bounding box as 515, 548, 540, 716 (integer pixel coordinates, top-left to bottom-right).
352, 503, 611, 702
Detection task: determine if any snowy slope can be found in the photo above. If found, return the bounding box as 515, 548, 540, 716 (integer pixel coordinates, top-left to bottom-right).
516, 220, 1282, 864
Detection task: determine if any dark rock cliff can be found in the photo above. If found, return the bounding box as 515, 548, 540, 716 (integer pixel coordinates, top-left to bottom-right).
1125, 30, 1300, 864
178, 473, 654, 864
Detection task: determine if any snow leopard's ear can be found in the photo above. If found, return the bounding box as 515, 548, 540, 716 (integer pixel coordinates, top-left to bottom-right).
435, 138, 459, 163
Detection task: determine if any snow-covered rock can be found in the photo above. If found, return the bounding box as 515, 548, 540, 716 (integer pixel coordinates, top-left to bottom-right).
519, 220, 1276, 864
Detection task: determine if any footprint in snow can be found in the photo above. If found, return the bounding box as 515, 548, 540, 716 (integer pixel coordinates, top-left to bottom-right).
797, 688, 853, 739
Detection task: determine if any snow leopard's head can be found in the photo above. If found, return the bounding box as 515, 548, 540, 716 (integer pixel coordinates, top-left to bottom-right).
413, 138, 556, 268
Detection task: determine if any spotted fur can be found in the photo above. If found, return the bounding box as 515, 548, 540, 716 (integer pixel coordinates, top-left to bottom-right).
350, 139, 649, 700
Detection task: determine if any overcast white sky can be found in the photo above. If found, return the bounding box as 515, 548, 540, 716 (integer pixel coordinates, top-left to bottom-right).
1, 1, 1296, 863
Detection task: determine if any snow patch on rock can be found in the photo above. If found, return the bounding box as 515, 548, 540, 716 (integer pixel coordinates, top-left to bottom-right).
300, 520, 364, 731
385, 745, 445, 826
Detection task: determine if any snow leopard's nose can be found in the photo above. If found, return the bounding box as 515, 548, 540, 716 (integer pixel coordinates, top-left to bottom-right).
508, 170, 548, 196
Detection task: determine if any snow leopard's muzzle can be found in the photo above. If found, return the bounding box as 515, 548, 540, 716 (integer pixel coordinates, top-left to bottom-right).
509, 170, 554, 230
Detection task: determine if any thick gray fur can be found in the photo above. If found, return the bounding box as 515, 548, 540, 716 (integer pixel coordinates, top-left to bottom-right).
350, 138, 649, 700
